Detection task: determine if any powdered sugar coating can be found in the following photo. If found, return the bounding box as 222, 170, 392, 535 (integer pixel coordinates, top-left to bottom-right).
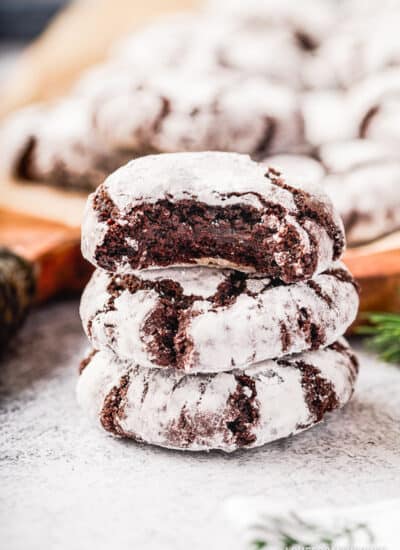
264, 141, 400, 245
263, 154, 325, 186
85, 69, 303, 156
76, 339, 358, 452
206, 0, 336, 47
324, 161, 400, 244
320, 140, 400, 244
80, 264, 358, 373
349, 68, 400, 141
303, 11, 400, 90
112, 13, 201, 71
0, 104, 45, 178
301, 90, 355, 146
0, 99, 130, 190
81, 152, 344, 280
98, 152, 303, 207
318, 139, 400, 173
111, 13, 311, 88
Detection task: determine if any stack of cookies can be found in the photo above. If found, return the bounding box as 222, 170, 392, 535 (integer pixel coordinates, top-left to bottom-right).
77, 151, 359, 452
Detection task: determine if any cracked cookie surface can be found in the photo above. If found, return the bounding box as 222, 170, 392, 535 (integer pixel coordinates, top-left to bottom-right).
77, 339, 358, 452
0, 100, 131, 192
80, 263, 358, 372
84, 69, 304, 157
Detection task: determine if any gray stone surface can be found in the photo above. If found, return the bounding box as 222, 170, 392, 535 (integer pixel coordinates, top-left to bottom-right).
1, 300, 400, 550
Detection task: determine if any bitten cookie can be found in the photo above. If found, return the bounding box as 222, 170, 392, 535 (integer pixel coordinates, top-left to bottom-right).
82, 152, 344, 282
80, 264, 358, 372
77, 339, 358, 452
0, 99, 131, 191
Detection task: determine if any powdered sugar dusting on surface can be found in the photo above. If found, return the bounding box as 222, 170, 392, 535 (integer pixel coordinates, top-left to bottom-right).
86, 68, 302, 155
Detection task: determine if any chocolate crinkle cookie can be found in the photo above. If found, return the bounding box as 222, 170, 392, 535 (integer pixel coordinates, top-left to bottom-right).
82, 69, 304, 157
205, 0, 336, 50
113, 14, 308, 88
303, 11, 400, 90
80, 263, 358, 373
78, 151, 358, 452
0, 99, 132, 192
264, 139, 400, 245
0, 68, 304, 189
77, 339, 358, 452
351, 68, 400, 143
81, 152, 344, 282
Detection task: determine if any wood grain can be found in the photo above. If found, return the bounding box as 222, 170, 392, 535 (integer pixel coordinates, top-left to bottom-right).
344, 232, 400, 315
0, 198, 91, 304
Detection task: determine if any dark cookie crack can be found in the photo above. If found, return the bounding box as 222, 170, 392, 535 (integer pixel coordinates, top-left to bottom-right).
278, 358, 339, 426
79, 349, 98, 374
16, 136, 36, 181
166, 404, 220, 448
328, 340, 359, 382
253, 116, 276, 157
267, 168, 344, 260
297, 305, 326, 350
324, 267, 359, 293
226, 374, 260, 447
359, 104, 380, 138
280, 321, 292, 352
306, 279, 333, 307
152, 96, 171, 134
100, 373, 131, 436
103, 270, 251, 369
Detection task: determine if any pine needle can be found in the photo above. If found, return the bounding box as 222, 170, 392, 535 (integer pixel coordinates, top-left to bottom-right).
357, 313, 400, 364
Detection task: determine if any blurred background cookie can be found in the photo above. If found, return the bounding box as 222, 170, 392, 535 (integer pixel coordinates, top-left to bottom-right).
265, 139, 400, 246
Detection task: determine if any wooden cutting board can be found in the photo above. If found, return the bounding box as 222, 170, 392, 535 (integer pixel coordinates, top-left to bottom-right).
0, 179, 90, 304
344, 232, 400, 315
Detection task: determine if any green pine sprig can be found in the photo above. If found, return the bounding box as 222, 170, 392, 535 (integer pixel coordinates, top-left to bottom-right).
249, 511, 374, 549
357, 313, 400, 364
